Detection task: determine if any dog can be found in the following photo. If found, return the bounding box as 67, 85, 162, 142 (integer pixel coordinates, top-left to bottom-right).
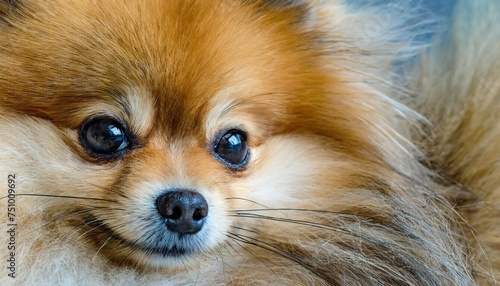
0, 0, 498, 285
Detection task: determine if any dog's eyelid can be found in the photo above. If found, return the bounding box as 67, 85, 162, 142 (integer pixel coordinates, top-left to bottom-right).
210, 128, 250, 171
78, 114, 140, 161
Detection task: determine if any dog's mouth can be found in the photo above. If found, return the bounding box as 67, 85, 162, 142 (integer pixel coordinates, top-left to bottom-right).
85, 215, 195, 259
137, 242, 188, 258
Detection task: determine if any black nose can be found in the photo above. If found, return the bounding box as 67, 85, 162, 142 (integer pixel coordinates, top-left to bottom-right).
156, 190, 209, 235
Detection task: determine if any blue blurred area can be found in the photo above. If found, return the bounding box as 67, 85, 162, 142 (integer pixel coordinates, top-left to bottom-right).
347, 0, 456, 19
345, 0, 457, 42
419, 0, 455, 18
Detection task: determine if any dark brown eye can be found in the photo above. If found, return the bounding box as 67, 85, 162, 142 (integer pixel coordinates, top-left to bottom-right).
80, 117, 130, 159
213, 130, 250, 170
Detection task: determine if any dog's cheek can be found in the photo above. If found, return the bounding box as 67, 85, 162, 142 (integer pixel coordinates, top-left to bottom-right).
0, 115, 124, 211
229, 135, 358, 212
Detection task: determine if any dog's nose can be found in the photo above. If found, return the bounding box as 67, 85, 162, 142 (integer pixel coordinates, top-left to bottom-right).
156, 190, 208, 235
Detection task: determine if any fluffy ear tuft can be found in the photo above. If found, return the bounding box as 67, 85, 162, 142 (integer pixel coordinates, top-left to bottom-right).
266, 0, 309, 7
249, 0, 313, 21
249, 0, 313, 9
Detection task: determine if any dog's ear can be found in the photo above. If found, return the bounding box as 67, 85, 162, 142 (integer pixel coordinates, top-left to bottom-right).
0, 0, 19, 27
252, 0, 312, 25
264, 0, 313, 9
247, 0, 311, 9
265, 0, 306, 7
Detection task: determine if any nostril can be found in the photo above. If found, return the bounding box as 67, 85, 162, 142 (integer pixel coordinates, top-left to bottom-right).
169, 206, 182, 220
193, 207, 207, 221
156, 193, 178, 219
156, 190, 209, 235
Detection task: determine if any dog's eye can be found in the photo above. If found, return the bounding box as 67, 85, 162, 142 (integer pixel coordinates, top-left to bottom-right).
80, 117, 130, 159
213, 130, 250, 170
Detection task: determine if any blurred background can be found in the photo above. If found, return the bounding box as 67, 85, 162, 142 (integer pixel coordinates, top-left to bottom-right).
350, 0, 455, 17
345, 0, 457, 43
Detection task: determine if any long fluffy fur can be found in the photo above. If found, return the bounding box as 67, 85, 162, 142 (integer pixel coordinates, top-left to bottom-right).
0, 0, 498, 285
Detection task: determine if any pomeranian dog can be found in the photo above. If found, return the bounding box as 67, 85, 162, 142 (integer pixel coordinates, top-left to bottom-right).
0, 0, 499, 285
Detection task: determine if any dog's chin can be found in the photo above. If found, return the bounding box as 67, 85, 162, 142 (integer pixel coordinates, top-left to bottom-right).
108, 236, 196, 268
96, 232, 206, 269
82, 214, 215, 268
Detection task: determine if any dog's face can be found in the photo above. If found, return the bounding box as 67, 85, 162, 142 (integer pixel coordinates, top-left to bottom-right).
0, 0, 398, 272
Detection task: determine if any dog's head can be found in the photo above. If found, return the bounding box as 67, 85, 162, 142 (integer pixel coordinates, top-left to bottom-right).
0, 0, 413, 272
